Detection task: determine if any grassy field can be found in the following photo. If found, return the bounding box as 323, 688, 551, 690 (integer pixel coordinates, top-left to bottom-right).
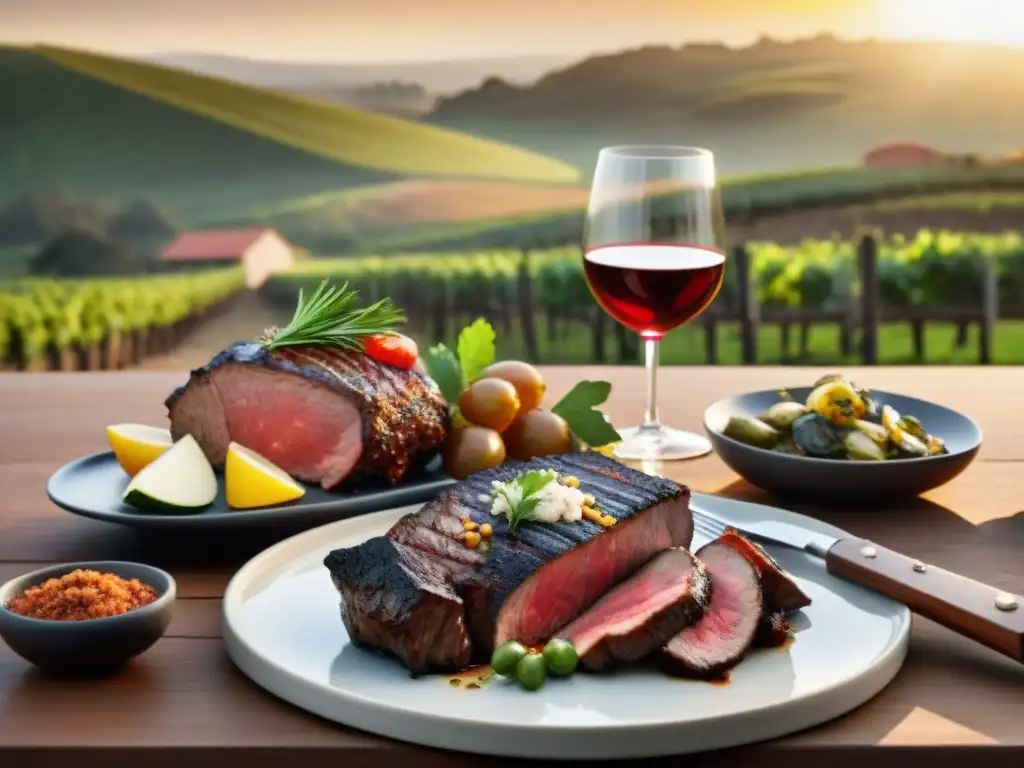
0, 46, 578, 224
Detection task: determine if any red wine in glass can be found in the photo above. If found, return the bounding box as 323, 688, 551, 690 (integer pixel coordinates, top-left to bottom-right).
583, 145, 727, 462
583, 243, 725, 338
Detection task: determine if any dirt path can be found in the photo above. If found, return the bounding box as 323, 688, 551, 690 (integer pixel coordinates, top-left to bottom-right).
140, 291, 289, 371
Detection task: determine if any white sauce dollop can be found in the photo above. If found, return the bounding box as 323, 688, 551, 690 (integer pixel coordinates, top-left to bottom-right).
489, 477, 586, 524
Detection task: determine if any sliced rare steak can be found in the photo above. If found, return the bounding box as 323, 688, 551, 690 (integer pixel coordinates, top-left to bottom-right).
556, 548, 709, 671
324, 452, 694, 674
715, 528, 811, 615
662, 540, 763, 679
165, 342, 448, 489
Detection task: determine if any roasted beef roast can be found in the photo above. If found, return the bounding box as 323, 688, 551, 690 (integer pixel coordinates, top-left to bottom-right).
323, 452, 694, 674
557, 547, 709, 671
165, 342, 448, 489
662, 539, 763, 678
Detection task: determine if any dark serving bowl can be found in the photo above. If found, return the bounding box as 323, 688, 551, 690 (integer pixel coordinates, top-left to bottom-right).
0, 561, 175, 675
703, 387, 983, 502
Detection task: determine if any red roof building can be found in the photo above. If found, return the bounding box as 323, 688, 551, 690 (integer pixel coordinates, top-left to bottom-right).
862, 141, 944, 167
160, 228, 295, 288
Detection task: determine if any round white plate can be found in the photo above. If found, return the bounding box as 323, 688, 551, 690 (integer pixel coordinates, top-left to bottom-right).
223, 492, 911, 760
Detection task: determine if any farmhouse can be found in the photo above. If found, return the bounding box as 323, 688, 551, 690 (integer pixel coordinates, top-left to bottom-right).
862, 141, 944, 166
160, 227, 294, 288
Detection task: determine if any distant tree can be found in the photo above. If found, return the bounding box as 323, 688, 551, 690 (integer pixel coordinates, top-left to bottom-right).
478, 76, 516, 93
29, 227, 138, 277
108, 199, 178, 242
0, 186, 113, 249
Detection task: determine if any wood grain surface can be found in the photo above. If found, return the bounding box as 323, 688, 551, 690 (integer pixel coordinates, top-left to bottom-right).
1, 367, 1023, 768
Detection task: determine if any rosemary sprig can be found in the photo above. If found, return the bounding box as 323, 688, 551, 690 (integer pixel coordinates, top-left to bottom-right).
493, 469, 557, 536
263, 279, 405, 351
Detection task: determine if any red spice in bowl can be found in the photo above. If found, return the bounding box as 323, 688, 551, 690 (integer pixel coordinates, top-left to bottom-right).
4, 568, 158, 621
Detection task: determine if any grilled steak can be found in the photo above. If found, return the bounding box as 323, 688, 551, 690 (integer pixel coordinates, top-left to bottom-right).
715, 529, 811, 615
556, 548, 709, 671
662, 540, 763, 679
324, 452, 693, 674
165, 342, 448, 489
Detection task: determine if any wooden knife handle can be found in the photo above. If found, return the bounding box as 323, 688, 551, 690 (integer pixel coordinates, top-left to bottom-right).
826, 537, 1024, 663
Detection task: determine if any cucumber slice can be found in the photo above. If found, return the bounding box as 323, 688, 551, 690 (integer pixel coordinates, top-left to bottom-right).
122, 434, 218, 513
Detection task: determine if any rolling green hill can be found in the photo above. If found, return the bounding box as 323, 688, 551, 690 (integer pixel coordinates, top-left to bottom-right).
1, 45, 578, 225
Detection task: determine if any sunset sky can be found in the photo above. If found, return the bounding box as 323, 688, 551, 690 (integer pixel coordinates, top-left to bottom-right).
1, 0, 1022, 62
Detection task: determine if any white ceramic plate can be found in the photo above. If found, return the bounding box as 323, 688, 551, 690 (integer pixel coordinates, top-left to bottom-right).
223, 492, 911, 760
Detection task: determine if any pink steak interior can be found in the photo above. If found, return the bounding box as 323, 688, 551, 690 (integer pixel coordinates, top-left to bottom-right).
495, 498, 693, 646
214, 364, 363, 488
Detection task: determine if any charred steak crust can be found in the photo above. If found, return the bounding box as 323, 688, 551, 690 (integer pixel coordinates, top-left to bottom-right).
165, 341, 448, 487
324, 536, 474, 674
324, 452, 694, 674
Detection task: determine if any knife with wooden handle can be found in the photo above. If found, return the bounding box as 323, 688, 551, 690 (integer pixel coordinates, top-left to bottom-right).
692, 507, 1024, 663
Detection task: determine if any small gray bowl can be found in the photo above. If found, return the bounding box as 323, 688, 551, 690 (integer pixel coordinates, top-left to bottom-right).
704, 387, 983, 503
0, 561, 175, 676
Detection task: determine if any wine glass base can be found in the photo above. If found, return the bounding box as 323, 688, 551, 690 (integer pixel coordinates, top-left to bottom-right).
611, 425, 712, 462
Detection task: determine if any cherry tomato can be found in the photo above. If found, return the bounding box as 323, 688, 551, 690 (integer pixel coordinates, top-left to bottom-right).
364, 333, 418, 369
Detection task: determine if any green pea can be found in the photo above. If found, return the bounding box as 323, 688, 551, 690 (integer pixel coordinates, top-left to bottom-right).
542, 638, 579, 676
490, 640, 526, 677
516, 652, 547, 691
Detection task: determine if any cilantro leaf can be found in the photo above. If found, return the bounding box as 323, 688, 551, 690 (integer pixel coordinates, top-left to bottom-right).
552, 380, 622, 448
456, 318, 496, 386
424, 343, 463, 404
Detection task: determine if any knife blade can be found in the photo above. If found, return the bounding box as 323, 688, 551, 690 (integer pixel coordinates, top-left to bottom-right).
690, 501, 1024, 664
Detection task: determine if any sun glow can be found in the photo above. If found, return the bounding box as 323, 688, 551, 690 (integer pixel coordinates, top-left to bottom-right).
884, 0, 1024, 47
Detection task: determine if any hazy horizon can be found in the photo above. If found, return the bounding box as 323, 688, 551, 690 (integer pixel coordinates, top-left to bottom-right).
3, 0, 1022, 63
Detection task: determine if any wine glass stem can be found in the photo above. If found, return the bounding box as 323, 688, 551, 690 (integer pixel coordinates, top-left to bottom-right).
642, 338, 661, 430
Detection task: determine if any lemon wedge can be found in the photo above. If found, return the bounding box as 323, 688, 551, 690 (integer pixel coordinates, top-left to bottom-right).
106, 423, 174, 477
225, 442, 306, 510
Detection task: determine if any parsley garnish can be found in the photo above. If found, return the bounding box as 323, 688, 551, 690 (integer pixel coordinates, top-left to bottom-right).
493, 469, 557, 536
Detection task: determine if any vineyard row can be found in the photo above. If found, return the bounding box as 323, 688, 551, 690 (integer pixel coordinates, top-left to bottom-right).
0, 267, 245, 371
265, 228, 1014, 365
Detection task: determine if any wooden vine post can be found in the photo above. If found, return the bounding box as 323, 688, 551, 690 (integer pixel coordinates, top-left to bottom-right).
733, 244, 760, 365
857, 232, 880, 365
979, 255, 999, 365
516, 246, 540, 363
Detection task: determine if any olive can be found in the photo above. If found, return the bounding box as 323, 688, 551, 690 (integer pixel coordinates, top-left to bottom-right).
458, 378, 521, 433
843, 430, 886, 461
443, 426, 506, 480
723, 415, 779, 449
491, 640, 527, 677
516, 651, 548, 691
502, 409, 574, 461
542, 638, 578, 676
758, 401, 808, 432
480, 360, 547, 413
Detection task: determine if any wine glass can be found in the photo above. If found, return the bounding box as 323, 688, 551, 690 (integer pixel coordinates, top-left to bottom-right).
582, 146, 727, 461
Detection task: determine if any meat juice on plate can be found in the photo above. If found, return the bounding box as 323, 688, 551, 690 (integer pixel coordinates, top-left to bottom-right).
583, 244, 726, 336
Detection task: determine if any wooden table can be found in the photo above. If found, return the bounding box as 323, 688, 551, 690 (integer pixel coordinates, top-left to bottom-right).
1, 368, 1022, 768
